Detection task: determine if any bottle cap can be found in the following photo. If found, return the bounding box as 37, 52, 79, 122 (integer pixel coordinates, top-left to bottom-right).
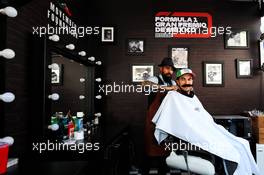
77, 112, 84, 118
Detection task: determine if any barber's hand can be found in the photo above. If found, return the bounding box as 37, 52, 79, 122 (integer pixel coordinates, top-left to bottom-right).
162, 85, 178, 91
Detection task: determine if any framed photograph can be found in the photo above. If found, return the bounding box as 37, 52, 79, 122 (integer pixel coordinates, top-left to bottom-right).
203, 61, 224, 87
132, 64, 154, 82
236, 59, 253, 78
169, 46, 188, 68
224, 30, 249, 49
51, 63, 63, 85
127, 38, 145, 55
259, 40, 264, 70
101, 27, 114, 42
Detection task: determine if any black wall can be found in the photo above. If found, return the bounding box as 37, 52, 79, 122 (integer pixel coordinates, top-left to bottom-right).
97, 0, 264, 165
1, 0, 264, 165
1, 0, 100, 156
3, 0, 48, 156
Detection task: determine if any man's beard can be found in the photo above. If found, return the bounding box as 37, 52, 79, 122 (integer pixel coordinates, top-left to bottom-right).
161, 73, 172, 83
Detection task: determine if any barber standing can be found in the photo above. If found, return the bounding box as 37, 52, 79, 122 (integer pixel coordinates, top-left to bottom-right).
142, 57, 178, 175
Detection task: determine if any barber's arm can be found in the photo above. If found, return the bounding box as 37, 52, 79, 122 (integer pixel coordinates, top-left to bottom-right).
161, 85, 178, 91
141, 80, 178, 92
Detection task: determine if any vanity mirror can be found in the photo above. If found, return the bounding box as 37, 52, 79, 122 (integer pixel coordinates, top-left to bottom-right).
50, 52, 91, 115
29, 36, 95, 140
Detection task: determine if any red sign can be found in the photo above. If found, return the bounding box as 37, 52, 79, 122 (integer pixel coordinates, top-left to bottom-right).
155, 12, 213, 38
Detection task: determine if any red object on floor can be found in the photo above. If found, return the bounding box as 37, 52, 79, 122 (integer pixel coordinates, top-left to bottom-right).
0, 142, 9, 174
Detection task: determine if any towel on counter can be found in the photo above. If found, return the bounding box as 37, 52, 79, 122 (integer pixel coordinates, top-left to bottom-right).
152, 91, 260, 175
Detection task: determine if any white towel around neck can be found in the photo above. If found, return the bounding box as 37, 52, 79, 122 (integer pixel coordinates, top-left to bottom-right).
152, 91, 260, 175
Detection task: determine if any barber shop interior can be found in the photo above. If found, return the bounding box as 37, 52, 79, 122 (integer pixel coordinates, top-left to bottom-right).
1, 0, 264, 174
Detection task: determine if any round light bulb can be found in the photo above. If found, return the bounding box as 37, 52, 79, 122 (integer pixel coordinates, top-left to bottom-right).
0, 92, 15, 103
49, 35, 60, 42
78, 51, 86, 56
0, 7, 18, 17
95, 61, 102, 65
88, 56, 95, 62
79, 95, 85, 100
95, 95, 102, 99
80, 78, 85, 83
95, 78, 102, 82
65, 44, 75, 50
0, 49, 15, 59
48, 93, 60, 101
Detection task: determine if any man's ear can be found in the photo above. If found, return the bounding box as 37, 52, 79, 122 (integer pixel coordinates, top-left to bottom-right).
159, 67, 163, 72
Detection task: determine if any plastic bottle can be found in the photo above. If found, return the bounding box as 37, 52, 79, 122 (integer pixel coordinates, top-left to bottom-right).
77, 112, 84, 131
68, 120, 74, 139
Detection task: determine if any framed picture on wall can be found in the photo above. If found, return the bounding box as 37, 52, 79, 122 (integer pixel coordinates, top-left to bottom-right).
101, 27, 114, 42
224, 30, 249, 49
259, 40, 264, 70
127, 38, 145, 55
236, 59, 253, 78
168, 46, 188, 69
51, 63, 63, 85
203, 61, 224, 87
132, 64, 154, 82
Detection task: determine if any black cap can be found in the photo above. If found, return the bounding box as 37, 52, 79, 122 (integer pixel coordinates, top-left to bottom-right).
158, 57, 176, 71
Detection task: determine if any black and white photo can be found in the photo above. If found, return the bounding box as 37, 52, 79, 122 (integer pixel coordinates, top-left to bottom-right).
132, 64, 154, 82
101, 27, 114, 42
169, 46, 188, 68
127, 39, 145, 54
236, 59, 253, 78
203, 61, 224, 86
225, 30, 249, 49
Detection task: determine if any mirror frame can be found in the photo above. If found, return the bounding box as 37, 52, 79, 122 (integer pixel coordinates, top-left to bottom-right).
29, 35, 95, 140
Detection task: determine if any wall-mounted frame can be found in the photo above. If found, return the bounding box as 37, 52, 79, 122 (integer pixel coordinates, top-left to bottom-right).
168, 46, 188, 68
203, 61, 224, 87
101, 27, 114, 42
127, 38, 145, 55
132, 64, 154, 82
51, 63, 63, 85
224, 30, 249, 49
259, 40, 264, 69
236, 59, 253, 78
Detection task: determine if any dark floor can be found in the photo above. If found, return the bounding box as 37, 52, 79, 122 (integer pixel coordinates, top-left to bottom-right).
5, 160, 192, 175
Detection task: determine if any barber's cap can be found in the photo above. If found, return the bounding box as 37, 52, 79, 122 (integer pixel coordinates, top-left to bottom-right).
176, 68, 196, 79
158, 57, 176, 71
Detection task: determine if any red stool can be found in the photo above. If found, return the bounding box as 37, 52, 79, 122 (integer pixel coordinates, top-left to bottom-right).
0, 142, 9, 174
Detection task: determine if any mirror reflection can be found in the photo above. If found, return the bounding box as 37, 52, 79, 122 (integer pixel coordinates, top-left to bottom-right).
51, 52, 88, 115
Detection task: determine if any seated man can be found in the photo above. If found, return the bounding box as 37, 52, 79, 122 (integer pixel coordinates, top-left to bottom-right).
152, 68, 260, 175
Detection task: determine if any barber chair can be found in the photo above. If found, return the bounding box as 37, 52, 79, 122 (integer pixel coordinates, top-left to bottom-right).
164, 136, 216, 175
166, 151, 215, 175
